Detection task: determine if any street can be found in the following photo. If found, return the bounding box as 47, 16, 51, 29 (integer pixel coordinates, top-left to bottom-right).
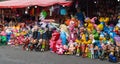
0, 46, 116, 64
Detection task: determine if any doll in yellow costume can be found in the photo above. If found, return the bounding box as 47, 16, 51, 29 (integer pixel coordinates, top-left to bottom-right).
84, 17, 94, 33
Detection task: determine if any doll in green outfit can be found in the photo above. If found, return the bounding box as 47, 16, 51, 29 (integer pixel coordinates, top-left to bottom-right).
0, 31, 7, 46
41, 39, 46, 52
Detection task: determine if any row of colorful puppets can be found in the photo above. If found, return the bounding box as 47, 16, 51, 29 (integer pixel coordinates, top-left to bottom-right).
0, 17, 120, 63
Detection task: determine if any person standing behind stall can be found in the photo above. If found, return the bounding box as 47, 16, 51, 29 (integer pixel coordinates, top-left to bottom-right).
76, 8, 85, 27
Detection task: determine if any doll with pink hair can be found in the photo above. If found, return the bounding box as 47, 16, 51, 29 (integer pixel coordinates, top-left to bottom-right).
91, 17, 97, 28
56, 39, 64, 55
68, 21, 76, 42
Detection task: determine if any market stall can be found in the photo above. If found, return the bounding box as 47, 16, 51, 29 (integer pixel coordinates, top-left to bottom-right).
0, 0, 72, 8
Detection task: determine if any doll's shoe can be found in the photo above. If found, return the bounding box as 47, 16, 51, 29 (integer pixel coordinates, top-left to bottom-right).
76, 54, 80, 56
66, 52, 71, 55
41, 49, 44, 52
26, 48, 29, 51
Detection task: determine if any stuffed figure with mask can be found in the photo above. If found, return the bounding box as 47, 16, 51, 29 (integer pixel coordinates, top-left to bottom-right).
49, 30, 60, 53
68, 20, 76, 42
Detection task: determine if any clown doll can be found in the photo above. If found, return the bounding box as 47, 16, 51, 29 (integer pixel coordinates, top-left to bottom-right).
68, 20, 76, 42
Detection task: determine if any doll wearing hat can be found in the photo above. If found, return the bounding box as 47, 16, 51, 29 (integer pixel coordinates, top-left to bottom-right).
85, 17, 94, 33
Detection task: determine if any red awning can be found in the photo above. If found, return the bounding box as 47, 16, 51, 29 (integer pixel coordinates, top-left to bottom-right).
0, 0, 72, 8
